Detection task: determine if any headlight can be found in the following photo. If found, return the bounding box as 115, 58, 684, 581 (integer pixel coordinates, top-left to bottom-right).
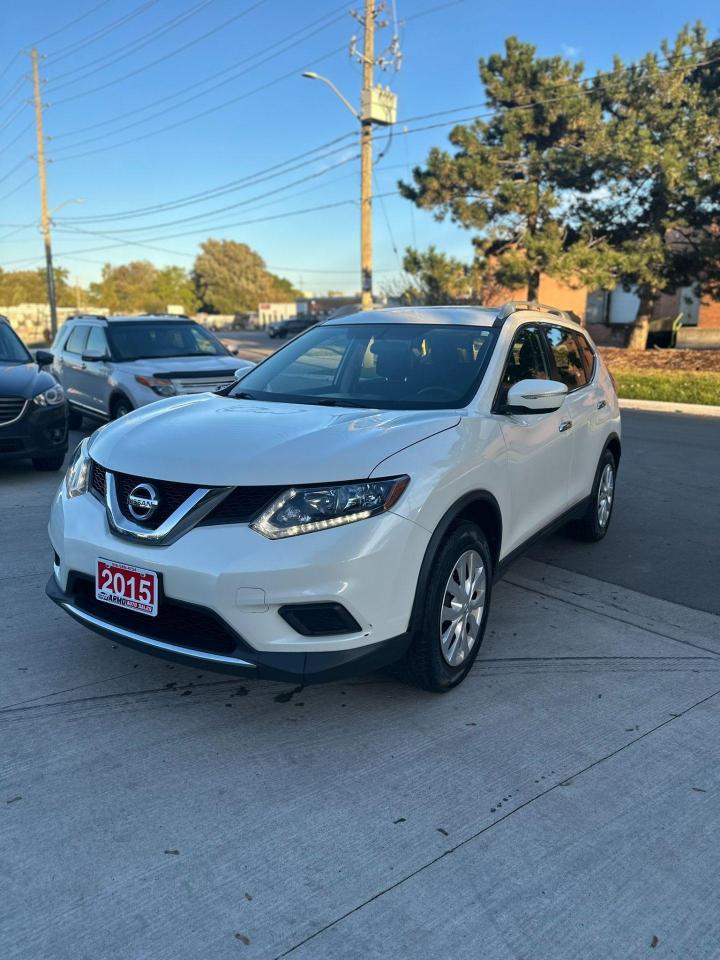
251, 476, 409, 539
135, 375, 176, 397
33, 383, 65, 406
65, 438, 91, 498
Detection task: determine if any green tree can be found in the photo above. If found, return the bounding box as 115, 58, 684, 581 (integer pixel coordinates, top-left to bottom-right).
583, 25, 720, 346
193, 239, 300, 314
0, 267, 77, 306
88, 261, 198, 314
399, 247, 484, 304
399, 37, 610, 301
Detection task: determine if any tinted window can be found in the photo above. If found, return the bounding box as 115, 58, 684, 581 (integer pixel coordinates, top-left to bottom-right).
231, 323, 498, 410
108, 322, 228, 361
498, 326, 550, 401
544, 326, 588, 389
64, 325, 89, 355
0, 322, 31, 363
574, 332, 596, 380
85, 326, 109, 358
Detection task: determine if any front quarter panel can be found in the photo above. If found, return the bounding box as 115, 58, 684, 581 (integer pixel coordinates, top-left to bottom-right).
371, 415, 509, 544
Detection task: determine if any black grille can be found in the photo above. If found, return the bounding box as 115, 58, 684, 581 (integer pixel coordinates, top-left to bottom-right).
202, 485, 284, 525
0, 438, 24, 453
0, 397, 26, 425
90, 460, 282, 527
69, 574, 239, 655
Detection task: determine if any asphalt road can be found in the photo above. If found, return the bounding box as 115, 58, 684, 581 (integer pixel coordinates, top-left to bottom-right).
530, 409, 720, 615
2, 402, 720, 959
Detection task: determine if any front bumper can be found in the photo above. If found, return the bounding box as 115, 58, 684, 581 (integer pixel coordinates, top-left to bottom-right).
48, 487, 429, 682
46, 573, 411, 684
0, 401, 68, 461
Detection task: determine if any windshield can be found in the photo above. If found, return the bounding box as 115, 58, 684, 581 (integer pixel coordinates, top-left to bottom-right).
230, 323, 498, 410
107, 321, 229, 361
0, 322, 31, 364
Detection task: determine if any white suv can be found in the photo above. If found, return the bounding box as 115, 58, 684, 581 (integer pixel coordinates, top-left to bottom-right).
51, 314, 253, 426
47, 303, 621, 692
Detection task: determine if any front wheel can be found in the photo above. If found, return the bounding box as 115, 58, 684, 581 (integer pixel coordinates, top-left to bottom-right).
399, 522, 493, 692
111, 396, 133, 420
567, 449, 617, 542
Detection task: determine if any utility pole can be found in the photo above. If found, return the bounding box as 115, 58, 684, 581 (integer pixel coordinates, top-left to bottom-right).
359, 0, 375, 311
302, 3, 397, 310
30, 48, 58, 340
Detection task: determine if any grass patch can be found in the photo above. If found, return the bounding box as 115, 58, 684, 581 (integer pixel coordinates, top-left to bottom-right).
613, 370, 720, 406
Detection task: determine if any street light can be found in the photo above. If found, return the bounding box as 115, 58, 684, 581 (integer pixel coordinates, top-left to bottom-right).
302, 71, 359, 119
302, 68, 374, 310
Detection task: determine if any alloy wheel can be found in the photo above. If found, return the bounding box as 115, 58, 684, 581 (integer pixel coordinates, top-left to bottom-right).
597, 462, 615, 528
440, 549, 486, 667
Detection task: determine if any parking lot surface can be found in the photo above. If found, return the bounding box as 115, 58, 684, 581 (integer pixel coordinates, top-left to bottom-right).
2, 409, 720, 959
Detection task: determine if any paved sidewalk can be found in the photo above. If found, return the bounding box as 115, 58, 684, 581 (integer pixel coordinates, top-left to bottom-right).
3, 558, 720, 959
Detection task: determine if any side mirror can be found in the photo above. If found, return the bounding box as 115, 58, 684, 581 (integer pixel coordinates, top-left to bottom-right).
35, 349, 53, 366
233, 363, 255, 381
506, 379, 568, 414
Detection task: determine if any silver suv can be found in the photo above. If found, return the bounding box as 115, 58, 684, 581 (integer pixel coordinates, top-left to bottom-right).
51, 314, 253, 426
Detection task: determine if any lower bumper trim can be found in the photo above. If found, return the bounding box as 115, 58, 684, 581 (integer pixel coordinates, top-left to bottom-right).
47, 574, 412, 684
60, 601, 256, 669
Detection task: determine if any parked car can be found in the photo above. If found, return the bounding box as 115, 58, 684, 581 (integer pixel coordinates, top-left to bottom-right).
51, 314, 254, 427
47, 302, 621, 691
0, 315, 68, 471
267, 315, 318, 339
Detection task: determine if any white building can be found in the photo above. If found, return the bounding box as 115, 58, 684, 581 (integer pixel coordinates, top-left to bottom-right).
256, 302, 296, 329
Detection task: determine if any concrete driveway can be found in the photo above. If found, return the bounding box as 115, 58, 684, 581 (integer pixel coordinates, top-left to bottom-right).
2, 410, 720, 959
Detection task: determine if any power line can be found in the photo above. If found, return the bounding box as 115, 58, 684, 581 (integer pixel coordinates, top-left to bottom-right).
0, 120, 34, 157
56, 134, 358, 223
48, 2, 350, 141
49, 0, 269, 102
58, 154, 361, 236
0, 157, 32, 187
45, 0, 161, 68
50, 43, 346, 163
30, 0, 116, 48
49, 14, 347, 156
45, 0, 217, 85
0, 172, 36, 205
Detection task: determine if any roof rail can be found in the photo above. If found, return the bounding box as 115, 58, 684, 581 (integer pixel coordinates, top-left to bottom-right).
495, 300, 573, 323
68, 313, 108, 320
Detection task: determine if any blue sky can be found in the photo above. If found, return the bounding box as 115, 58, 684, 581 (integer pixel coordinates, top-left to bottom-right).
1, 0, 718, 297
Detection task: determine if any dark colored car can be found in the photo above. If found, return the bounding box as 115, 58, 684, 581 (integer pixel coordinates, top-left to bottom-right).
267, 316, 318, 339
0, 316, 69, 471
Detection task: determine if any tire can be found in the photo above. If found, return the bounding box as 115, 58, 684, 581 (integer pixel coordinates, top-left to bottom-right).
67, 407, 83, 430
32, 454, 66, 472
567, 449, 617, 542
399, 521, 493, 692
111, 396, 133, 420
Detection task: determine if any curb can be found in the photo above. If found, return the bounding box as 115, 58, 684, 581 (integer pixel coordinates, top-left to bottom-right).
619, 397, 720, 417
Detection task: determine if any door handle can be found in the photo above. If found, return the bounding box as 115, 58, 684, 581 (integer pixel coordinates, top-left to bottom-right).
597, 399, 607, 410
559, 420, 573, 433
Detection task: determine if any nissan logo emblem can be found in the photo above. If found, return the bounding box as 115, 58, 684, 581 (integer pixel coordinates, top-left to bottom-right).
127, 482, 160, 521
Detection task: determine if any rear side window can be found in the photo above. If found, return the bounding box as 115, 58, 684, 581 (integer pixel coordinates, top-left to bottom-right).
64, 325, 89, 355
574, 332, 596, 381
543, 326, 588, 390
85, 326, 109, 358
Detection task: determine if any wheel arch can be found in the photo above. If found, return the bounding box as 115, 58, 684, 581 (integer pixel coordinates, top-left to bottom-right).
109, 389, 134, 418
604, 432, 622, 470
408, 491, 502, 634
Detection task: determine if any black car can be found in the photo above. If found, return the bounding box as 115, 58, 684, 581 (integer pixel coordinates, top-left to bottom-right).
267, 315, 318, 339
0, 316, 69, 471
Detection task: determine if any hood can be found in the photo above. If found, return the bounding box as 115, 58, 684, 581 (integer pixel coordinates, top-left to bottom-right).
122, 355, 252, 377
0, 362, 57, 400
90, 393, 460, 486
